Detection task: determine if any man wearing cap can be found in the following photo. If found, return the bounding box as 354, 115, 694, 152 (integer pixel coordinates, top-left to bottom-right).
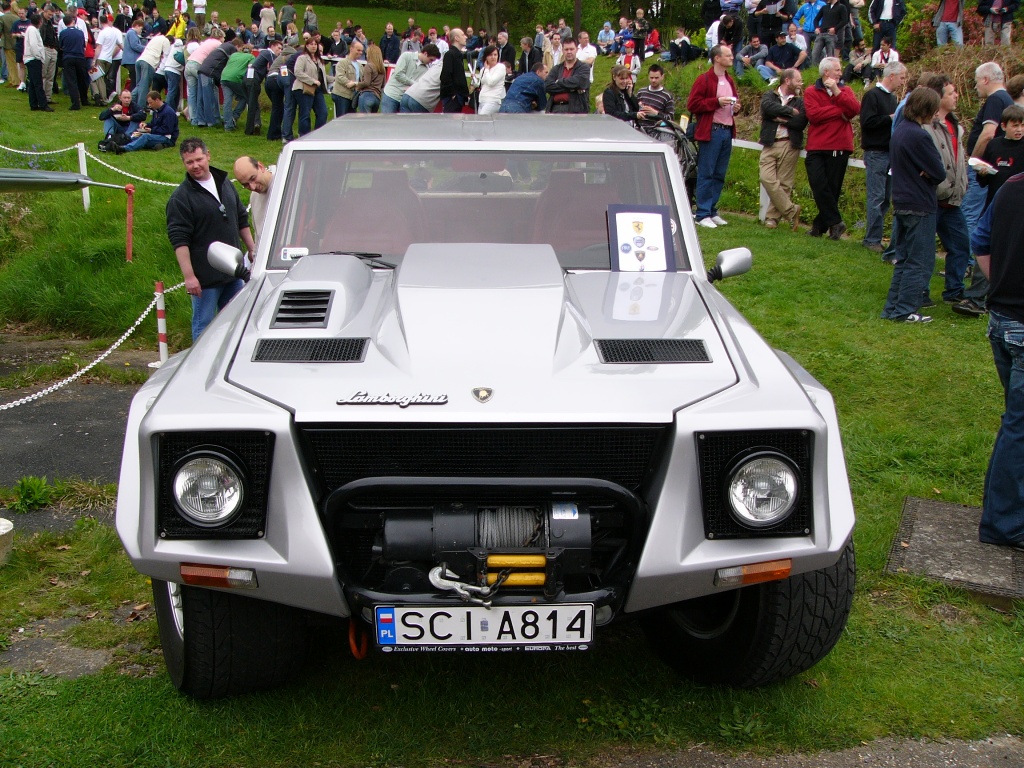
759, 29, 806, 81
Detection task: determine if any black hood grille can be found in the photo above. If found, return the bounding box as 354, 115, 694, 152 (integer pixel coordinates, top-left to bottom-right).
253, 338, 368, 362
272, 290, 333, 328
596, 339, 710, 364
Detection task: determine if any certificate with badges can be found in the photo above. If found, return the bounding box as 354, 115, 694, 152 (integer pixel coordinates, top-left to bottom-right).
607, 205, 676, 272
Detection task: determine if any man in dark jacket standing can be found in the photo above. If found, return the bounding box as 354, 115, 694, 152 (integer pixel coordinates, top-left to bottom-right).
545, 37, 591, 114
803, 56, 860, 238
970, 170, 1024, 550
245, 36, 281, 135
439, 27, 468, 112
166, 138, 256, 341
687, 44, 739, 228
859, 60, 906, 252
379, 22, 401, 64
759, 67, 807, 230
868, 0, 905, 51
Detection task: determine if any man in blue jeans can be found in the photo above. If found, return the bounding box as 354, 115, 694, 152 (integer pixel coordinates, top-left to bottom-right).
970, 171, 1024, 551
114, 91, 179, 153
165, 138, 256, 341
687, 44, 739, 228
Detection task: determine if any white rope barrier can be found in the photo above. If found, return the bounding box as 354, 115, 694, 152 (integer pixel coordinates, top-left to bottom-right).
0, 282, 186, 412
83, 150, 180, 188
0, 142, 80, 156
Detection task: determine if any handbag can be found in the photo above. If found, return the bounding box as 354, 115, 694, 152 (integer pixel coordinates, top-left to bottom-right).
301, 81, 316, 96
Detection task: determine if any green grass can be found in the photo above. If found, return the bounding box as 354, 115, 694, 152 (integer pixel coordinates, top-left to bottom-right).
1, 32, 1023, 768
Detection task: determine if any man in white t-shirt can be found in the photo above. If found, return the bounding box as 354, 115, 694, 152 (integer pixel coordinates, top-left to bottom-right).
90, 15, 121, 104
576, 30, 597, 83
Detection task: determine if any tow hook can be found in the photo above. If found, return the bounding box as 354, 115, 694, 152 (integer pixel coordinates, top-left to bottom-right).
428, 565, 505, 607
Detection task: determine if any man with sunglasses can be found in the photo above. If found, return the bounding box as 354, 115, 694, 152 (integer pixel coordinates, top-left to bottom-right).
166, 137, 256, 341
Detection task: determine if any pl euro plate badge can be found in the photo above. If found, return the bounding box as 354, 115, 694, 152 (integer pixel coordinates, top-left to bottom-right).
374, 604, 593, 653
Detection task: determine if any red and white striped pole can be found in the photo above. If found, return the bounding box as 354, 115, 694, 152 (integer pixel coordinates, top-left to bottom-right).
150, 281, 169, 368
125, 184, 135, 262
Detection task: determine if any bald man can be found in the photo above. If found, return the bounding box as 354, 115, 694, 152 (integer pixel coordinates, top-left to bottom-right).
233, 155, 276, 243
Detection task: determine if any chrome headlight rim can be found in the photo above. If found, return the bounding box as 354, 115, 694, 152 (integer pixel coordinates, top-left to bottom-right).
724, 450, 801, 530
171, 449, 247, 529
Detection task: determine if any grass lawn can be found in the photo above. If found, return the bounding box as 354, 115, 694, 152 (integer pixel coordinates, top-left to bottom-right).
0, 28, 1022, 768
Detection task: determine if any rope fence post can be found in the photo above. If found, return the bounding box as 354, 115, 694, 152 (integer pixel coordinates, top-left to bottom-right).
150, 281, 168, 369
77, 142, 90, 212
125, 184, 135, 262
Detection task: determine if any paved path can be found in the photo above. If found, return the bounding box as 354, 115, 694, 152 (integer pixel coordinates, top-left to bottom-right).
0, 383, 137, 486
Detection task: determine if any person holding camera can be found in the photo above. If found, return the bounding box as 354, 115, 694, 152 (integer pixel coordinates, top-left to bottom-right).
112, 90, 179, 153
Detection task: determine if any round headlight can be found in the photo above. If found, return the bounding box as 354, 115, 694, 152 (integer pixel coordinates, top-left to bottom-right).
726, 454, 799, 528
172, 454, 245, 527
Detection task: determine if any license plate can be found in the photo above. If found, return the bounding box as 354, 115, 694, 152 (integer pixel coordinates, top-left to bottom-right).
374, 604, 593, 651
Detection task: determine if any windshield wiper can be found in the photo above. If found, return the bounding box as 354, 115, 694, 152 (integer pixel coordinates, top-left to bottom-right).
320, 251, 396, 269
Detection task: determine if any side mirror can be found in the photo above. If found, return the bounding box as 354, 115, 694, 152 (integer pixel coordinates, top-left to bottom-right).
707, 247, 752, 283
208, 241, 250, 281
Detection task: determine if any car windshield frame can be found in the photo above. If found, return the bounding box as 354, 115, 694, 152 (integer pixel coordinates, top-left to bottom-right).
266, 149, 691, 272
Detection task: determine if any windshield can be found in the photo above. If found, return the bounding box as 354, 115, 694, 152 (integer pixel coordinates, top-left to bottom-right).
267, 150, 690, 271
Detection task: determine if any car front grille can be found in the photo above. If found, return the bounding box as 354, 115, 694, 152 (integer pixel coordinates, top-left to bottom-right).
298, 424, 669, 495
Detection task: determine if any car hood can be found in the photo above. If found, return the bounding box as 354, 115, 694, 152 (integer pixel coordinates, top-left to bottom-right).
225, 245, 739, 423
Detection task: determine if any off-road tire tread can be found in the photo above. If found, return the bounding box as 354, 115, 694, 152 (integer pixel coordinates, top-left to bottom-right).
180, 585, 310, 699
645, 540, 855, 688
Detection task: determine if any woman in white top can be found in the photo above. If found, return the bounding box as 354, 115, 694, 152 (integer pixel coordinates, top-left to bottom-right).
474, 44, 506, 115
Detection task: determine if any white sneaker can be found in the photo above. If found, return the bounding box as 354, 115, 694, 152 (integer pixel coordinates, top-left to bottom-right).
768, 77, 779, 86
711, 215, 728, 226
697, 217, 717, 228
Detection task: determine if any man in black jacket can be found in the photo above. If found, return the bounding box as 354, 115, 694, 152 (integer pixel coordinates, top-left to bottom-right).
868, 0, 905, 52
811, 0, 848, 64
859, 60, 906, 252
166, 138, 256, 341
759, 68, 807, 229
971, 170, 1024, 550
439, 27, 468, 112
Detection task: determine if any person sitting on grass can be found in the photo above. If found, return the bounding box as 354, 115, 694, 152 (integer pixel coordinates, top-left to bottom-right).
99, 88, 145, 139
113, 90, 179, 154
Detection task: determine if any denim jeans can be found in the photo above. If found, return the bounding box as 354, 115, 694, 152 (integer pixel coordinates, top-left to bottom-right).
103, 117, 138, 136
755, 64, 775, 81
282, 81, 297, 140
191, 279, 244, 341
935, 205, 971, 301
183, 61, 200, 123
935, 21, 963, 45
131, 59, 154, 105
165, 70, 182, 112
881, 210, 937, 320
265, 75, 285, 139
981, 310, 1024, 545
123, 132, 172, 152
199, 73, 221, 126
400, 93, 430, 113
357, 91, 380, 113
221, 79, 247, 129
962, 166, 986, 233
863, 150, 891, 246
184, 60, 202, 125
695, 124, 732, 221
296, 90, 327, 135
332, 93, 353, 117
379, 92, 400, 113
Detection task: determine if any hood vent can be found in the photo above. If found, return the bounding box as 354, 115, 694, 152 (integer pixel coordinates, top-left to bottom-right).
271, 290, 333, 328
253, 338, 368, 363
596, 339, 710, 364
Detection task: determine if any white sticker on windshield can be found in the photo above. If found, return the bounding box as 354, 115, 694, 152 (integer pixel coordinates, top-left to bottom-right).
280, 247, 309, 261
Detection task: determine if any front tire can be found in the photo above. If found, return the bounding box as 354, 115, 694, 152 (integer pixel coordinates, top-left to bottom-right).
643, 541, 855, 688
152, 579, 310, 699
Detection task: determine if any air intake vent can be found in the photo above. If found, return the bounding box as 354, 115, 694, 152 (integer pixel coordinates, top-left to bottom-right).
253, 338, 368, 363
271, 290, 333, 328
596, 339, 710, 364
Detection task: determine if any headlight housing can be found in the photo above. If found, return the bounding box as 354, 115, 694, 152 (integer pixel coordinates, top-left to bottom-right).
172, 453, 246, 527
726, 453, 799, 529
